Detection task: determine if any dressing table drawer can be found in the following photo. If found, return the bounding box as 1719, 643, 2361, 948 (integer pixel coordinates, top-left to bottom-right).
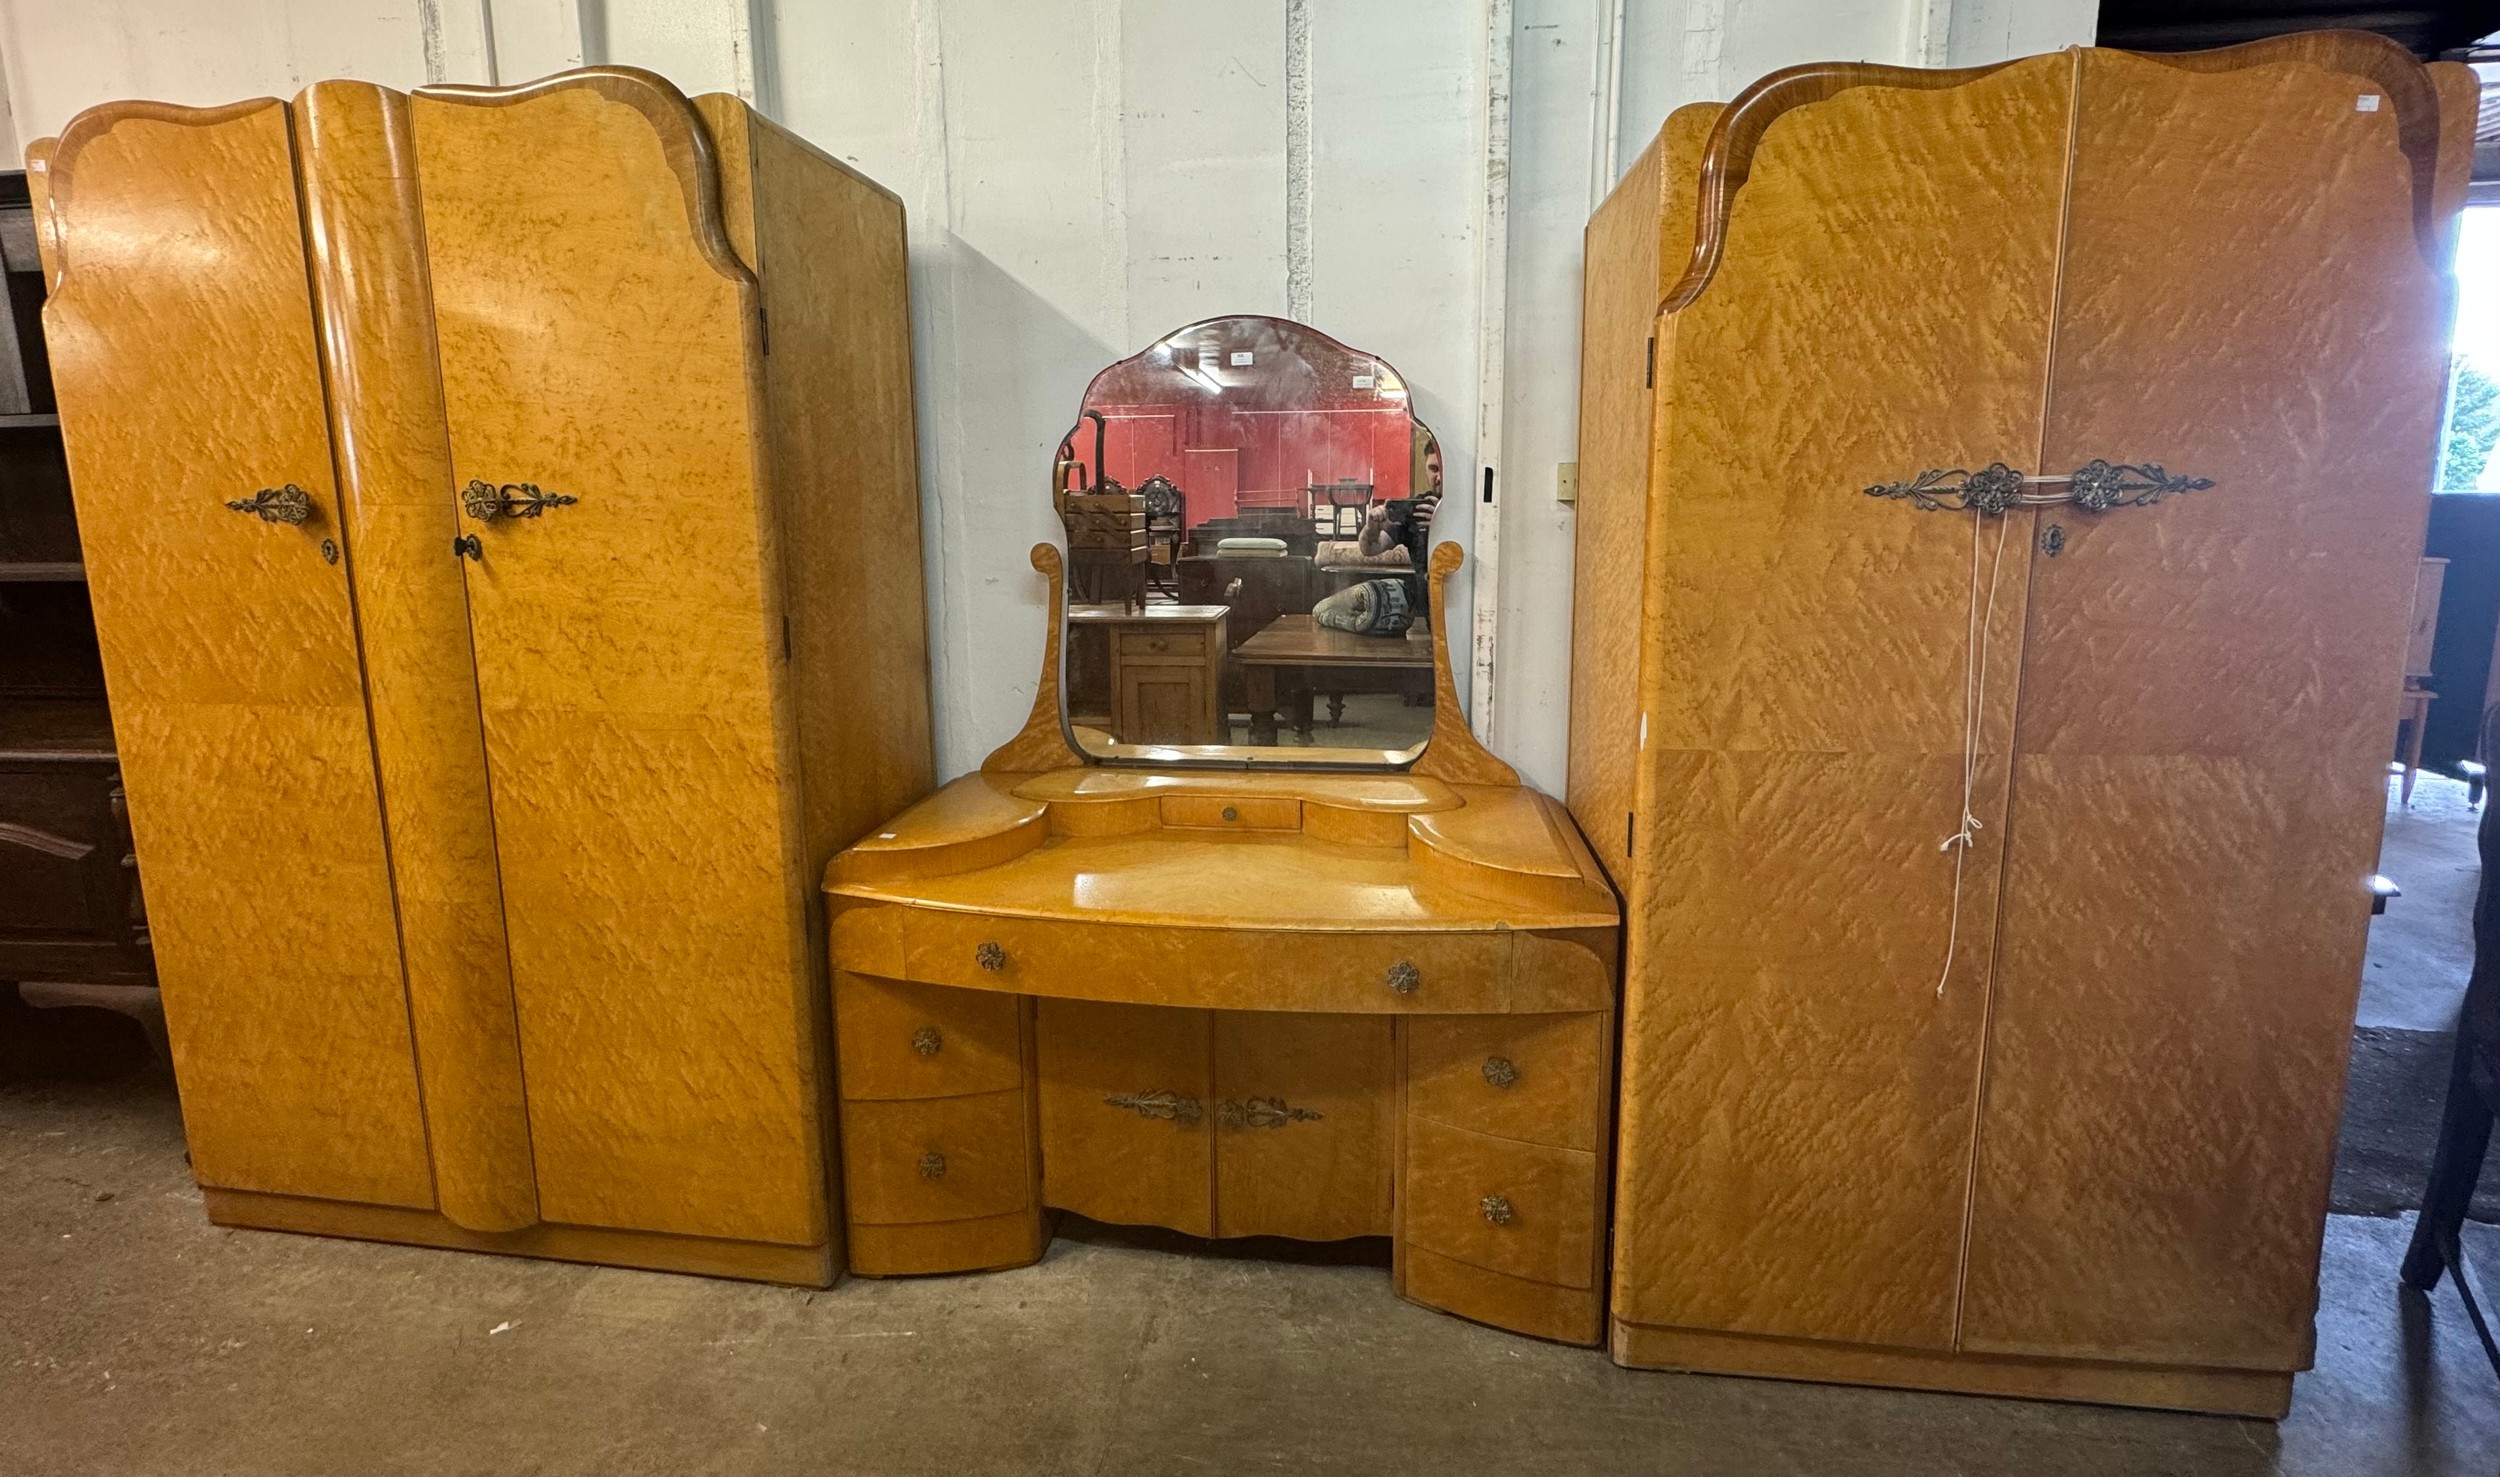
1402, 1117, 1598, 1290
897, 910, 1521, 1013
1115, 626, 1218, 663
835, 974, 1023, 1101
840, 1090, 1032, 1226
1405, 1013, 1605, 1151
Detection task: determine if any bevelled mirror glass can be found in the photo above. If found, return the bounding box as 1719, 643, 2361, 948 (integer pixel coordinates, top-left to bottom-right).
1054, 315, 1445, 766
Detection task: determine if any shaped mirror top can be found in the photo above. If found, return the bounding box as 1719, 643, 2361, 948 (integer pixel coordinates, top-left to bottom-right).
1052, 315, 1447, 767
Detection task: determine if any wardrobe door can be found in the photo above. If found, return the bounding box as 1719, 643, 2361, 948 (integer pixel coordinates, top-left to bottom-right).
294, 82, 539, 1234
1963, 43, 2459, 1369
411, 75, 825, 1247
39, 101, 433, 1208
1611, 57, 2072, 1352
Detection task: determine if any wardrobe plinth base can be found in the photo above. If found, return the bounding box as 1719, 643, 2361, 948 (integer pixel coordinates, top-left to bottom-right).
201, 1187, 838, 1288
1610, 1320, 2294, 1419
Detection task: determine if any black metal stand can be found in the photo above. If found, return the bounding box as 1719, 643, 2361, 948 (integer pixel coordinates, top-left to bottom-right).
2399, 794, 2500, 1378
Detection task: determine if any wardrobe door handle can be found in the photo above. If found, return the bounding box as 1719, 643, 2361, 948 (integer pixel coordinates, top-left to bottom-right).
225, 484, 313, 525
461, 479, 578, 522
1105, 1090, 1202, 1125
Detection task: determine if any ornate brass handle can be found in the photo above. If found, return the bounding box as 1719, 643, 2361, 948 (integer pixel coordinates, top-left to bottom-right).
1219, 1096, 1323, 1130
1386, 960, 1420, 996
1106, 1090, 1202, 1125
461, 479, 578, 522
975, 942, 1007, 972
1482, 1056, 1518, 1089
1481, 1194, 1515, 1226
918, 1151, 947, 1180
1863, 460, 2210, 516
226, 484, 314, 525
911, 1026, 942, 1056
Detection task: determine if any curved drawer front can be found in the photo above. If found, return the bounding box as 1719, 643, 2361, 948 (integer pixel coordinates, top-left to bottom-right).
1406, 1012, 1606, 1152
835, 973, 1023, 1101
1403, 1117, 1598, 1289
894, 908, 1550, 1014
840, 1090, 1031, 1226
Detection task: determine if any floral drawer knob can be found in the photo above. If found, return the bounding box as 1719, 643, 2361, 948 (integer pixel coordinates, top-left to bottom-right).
1481, 1194, 1515, 1226
975, 941, 1007, 972
918, 1151, 947, 1180
1386, 960, 1420, 996
911, 1026, 942, 1056
1482, 1056, 1518, 1089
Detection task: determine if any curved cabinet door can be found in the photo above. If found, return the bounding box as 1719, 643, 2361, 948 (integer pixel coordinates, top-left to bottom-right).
411, 75, 826, 1248
40, 99, 433, 1209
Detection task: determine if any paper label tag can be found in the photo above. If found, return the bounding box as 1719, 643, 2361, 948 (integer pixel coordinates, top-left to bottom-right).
2358, 93, 2382, 112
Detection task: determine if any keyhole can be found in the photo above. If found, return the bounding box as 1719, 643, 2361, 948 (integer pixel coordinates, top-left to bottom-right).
2041, 523, 2067, 558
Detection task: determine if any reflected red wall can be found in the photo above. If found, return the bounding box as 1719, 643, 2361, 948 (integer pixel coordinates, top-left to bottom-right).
1094, 401, 1410, 525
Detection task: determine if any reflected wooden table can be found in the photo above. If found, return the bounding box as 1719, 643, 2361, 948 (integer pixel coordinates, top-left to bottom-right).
1233, 614, 1432, 745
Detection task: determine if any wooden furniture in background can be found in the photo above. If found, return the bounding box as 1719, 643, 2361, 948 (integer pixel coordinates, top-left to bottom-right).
0, 169, 153, 1015
1234, 614, 1432, 746
1572, 35, 2471, 1416
34, 67, 930, 1283
1068, 603, 1228, 746
2397, 555, 2447, 803
825, 544, 1622, 1345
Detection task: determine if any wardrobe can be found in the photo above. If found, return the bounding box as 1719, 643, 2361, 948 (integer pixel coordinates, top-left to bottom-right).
31, 68, 930, 1283
1572, 35, 2473, 1415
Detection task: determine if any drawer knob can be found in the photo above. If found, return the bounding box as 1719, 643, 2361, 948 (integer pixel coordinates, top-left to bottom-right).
1482, 1056, 1518, 1089
911, 1026, 942, 1056
1481, 1194, 1515, 1226
918, 1151, 947, 1180
975, 941, 1007, 972
1386, 960, 1420, 996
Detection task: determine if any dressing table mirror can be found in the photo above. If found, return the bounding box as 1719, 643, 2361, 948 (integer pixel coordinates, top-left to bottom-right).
1053, 316, 1442, 761
820, 316, 1622, 1346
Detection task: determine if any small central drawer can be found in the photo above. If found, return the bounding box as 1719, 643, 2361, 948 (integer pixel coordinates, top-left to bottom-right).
835, 974, 1022, 1101
1402, 1116, 1598, 1289
1159, 794, 1300, 831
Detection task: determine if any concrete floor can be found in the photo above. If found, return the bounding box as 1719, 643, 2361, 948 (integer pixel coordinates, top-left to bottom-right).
2, 1068, 2496, 1475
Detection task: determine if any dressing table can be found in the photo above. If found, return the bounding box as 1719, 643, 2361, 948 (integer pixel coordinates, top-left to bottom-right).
823, 314, 1621, 1346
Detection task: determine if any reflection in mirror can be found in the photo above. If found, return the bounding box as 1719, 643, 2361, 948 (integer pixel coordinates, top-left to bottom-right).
1053, 316, 1445, 766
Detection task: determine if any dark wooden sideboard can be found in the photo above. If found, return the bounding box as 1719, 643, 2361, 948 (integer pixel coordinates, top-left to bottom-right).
0, 169, 154, 1004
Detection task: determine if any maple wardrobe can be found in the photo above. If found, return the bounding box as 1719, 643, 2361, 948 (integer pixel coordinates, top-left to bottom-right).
1573, 35, 2471, 1416
31, 69, 930, 1283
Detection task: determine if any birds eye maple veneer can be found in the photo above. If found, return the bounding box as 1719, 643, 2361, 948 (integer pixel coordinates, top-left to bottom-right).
824, 543, 1623, 1344
34, 68, 930, 1283
1574, 34, 2476, 1416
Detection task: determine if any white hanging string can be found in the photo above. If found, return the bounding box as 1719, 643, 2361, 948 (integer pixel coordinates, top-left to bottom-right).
1936, 511, 2013, 997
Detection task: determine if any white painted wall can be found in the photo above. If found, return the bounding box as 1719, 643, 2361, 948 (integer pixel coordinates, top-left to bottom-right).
0, 0, 2095, 788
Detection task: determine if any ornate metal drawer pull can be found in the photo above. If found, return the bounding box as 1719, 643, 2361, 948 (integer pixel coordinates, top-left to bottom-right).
918, 1151, 947, 1180
1386, 960, 1420, 996
974, 941, 1007, 972
1482, 1056, 1519, 1089
1864, 460, 2211, 516
911, 1026, 942, 1056
1481, 1194, 1516, 1226
1218, 1096, 1324, 1130
1106, 1090, 1202, 1125
226, 484, 314, 525
461, 479, 579, 522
